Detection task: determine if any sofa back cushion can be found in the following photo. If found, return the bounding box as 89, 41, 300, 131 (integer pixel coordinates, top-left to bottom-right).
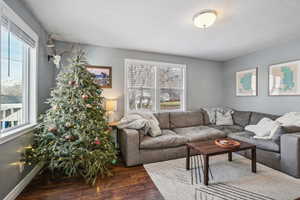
249, 112, 280, 125
233, 111, 251, 127
153, 112, 170, 129
170, 111, 204, 128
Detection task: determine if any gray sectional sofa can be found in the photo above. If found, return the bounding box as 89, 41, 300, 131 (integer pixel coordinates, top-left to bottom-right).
119, 110, 300, 178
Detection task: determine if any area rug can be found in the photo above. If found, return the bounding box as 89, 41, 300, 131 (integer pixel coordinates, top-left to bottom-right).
144, 154, 300, 200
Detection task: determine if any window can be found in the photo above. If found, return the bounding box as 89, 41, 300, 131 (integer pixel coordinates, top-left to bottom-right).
125, 59, 186, 113
0, 2, 38, 138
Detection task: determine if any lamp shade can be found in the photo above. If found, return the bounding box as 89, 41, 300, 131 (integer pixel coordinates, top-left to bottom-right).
106, 99, 117, 112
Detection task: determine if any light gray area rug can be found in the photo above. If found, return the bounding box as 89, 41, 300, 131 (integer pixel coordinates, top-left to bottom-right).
144, 154, 300, 200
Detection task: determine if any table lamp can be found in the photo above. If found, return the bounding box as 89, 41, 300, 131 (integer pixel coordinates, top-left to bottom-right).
106, 99, 117, 122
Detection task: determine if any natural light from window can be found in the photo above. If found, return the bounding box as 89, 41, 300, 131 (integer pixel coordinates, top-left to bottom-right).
0, 3, 38, 138
125, 59, 186, 113
1, 25, 30, 131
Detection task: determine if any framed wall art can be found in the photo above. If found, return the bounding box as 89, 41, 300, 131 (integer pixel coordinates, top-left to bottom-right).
269, 60, 300, 96
86, 66, 112, 88
236, 68, 258, 96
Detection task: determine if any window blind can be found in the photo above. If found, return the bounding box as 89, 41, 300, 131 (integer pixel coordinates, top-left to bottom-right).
125, 59, 186, 113
127, 63, 155, 88
1, 16, 36, 48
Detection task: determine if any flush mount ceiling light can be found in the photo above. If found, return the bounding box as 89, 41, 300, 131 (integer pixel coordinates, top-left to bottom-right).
193, 10, 217, 28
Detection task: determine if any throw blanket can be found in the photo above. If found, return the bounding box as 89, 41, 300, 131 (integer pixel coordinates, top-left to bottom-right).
276, 112, 300, 127
117, 112, 162, 137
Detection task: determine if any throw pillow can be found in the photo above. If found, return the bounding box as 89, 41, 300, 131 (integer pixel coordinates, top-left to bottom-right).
202, 108, 217, 124
202, 107, 234, 124
216, 111, 234, 126
245, 118, 280, 138
253, 124, 282, 142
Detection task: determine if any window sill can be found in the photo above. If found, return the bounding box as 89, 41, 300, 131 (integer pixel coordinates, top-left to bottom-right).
0, 123, 38, 145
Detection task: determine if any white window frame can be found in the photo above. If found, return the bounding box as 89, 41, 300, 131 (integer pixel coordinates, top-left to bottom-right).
124, 59, 186, 113
0, 0, 38, 144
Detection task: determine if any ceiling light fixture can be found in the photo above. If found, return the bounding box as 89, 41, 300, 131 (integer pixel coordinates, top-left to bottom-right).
193, 10, 217, 28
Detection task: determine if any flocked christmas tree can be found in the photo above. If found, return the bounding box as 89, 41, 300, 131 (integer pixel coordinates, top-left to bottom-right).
24, 49, 117, 184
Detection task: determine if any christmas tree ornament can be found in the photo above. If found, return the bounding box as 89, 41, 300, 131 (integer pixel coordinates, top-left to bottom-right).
65, 122, 72, 128
82, 94, 89, 100
94, 137, 101, 145
48, 126, 57, 132
23, 50, 117, 185
112, 159, 117, 165
64, 135, 72, 140
68, 80, 76, 85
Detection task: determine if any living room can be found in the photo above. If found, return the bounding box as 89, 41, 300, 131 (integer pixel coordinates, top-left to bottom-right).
1, 0, 300, 200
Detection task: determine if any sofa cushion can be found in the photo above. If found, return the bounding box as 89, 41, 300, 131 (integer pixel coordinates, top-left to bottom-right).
170, 111, 204, 128
173, 126, 226, 142
209, 125, 244, 135
140, 129, 187, 149
249, 112, 280, 125
228, 131, 280, 153
154, 112, 170, 129
233, 111, 251, 127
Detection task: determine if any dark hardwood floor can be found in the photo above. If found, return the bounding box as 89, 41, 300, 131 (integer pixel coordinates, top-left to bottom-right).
17, 164, 164, 200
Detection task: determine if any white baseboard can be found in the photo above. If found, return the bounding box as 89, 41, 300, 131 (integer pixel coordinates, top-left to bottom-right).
4, 164, 43, 200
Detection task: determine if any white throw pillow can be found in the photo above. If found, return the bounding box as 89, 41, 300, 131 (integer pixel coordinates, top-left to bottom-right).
244, 125, 258, 133
253, 123, 281, 140
216, 111, 233, 125
245, 118, 279, 137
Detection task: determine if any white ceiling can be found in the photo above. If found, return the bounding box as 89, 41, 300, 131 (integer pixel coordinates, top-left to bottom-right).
24, 0, 300, 61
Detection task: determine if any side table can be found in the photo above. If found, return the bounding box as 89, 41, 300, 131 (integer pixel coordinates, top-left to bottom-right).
108, 121, 120, 148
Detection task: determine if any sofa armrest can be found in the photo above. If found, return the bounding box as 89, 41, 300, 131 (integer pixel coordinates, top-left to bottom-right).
119, 129, 141, 166
280, 133, 300, 178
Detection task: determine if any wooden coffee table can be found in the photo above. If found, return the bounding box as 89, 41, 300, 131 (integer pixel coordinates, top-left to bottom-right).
186, 140, 256, 185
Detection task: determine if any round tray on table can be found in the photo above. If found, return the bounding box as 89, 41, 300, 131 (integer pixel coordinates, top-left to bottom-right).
214, 139, 241, 149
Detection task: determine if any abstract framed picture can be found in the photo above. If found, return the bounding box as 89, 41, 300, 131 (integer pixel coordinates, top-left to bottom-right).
236, 68, 258, 96
86, 66, 112, 88
269, 60, 300, 96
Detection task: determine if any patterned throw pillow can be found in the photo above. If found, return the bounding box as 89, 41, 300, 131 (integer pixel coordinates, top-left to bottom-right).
202, 107, 234, 125
216, 110, 234, 125
202, 108, 217, 124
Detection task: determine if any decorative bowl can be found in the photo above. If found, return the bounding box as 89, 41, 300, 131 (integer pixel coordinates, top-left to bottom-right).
214, 139, 240, 149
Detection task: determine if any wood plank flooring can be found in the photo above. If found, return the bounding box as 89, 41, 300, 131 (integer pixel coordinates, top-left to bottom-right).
16, 164, 164, 200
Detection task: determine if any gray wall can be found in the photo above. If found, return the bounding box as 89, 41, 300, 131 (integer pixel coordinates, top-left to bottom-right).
56, 41, 224, 118
0, 0, 54, 199
223, 39, 300, 115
